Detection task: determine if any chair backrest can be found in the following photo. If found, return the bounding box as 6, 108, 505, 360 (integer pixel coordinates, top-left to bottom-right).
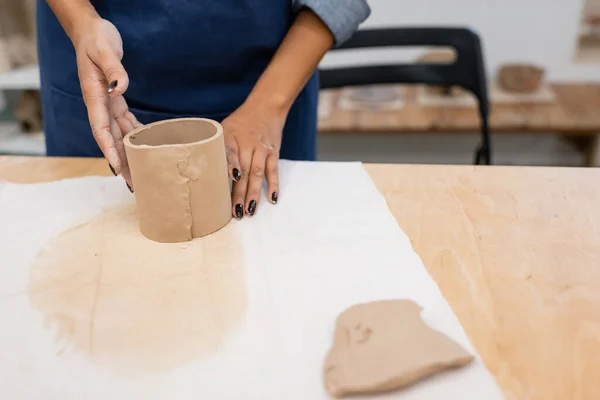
319, 27, 492, 165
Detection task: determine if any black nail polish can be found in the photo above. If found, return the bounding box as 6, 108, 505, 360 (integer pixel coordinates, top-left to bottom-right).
235, 204, 243, 219
126, 182, 133, 193
271, 192, 278, 204
248, 200, 257, 216
232, 168, 241, 182
108, 163, 116, 176
107, 80, 118, 93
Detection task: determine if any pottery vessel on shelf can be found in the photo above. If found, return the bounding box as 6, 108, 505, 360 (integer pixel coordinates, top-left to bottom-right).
497, 64, 545, 94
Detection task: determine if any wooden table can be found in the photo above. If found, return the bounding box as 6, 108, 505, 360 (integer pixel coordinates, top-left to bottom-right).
319, 84, 600, 166
2, 156, 600, 400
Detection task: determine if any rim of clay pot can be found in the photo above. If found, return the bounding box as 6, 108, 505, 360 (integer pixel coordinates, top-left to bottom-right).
124, 118, 223, 149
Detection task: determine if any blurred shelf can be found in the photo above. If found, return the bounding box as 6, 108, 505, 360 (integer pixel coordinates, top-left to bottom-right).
0, 122, 44, 155
0, 64, 40, 91
575, 34, 600, 64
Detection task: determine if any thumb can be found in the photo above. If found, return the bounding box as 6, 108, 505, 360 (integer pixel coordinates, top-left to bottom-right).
93, 42, 129, 97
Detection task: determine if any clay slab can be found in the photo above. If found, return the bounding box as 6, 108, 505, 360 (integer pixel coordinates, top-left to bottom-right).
324, 300, 474, 398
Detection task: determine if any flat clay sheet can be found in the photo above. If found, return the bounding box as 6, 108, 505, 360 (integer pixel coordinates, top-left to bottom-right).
324, 300, 474, 398
124, 118, 231, 243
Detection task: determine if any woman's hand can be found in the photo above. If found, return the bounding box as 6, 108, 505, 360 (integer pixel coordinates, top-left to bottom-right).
73, 18, 141, 187
221, 9, 334, 218
222, 100, 286, 218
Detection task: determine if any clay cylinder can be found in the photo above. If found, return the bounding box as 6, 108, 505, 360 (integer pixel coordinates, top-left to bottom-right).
124, 118, 232, 243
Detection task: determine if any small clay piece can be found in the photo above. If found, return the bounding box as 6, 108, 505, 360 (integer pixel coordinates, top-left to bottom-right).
417, 49, 461, 97
323, 300, 474, 398
497, 64, 545, 94
124, 118, 232, 243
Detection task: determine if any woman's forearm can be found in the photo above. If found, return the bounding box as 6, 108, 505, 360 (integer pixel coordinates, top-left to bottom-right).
45, 0, 99, 42
245, 8, 334, 115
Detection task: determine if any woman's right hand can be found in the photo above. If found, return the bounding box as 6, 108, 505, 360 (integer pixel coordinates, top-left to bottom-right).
73, 18, 141, 187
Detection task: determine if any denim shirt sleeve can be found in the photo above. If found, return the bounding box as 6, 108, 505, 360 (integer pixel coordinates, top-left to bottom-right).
292, 0, 371, 45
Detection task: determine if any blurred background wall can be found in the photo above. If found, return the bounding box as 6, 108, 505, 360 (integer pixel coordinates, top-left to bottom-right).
321, 0, 597, 81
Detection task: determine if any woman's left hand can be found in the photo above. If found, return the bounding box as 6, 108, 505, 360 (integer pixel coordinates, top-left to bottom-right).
221, 100, 286, 219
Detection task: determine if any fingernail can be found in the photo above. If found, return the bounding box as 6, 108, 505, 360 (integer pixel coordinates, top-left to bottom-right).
235, 204, 243, 219
248, 200, 256, 216
107, 80, 118, 94
232, 168, 241, 182
271, 192, 278, 204
108, 163, 117, 176
126, 182, 133, 193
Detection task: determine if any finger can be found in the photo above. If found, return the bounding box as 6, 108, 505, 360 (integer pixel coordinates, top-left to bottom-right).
225, 135, 241, 182
110, 117, 132, 191
110, 97, 137, 188
111, 96, 135, 135
265, 153, 280, 204
232, 148, 252, 219
126, 110, 143, 128
78, 53, 121, 171
245, 148, 268, 216
121, 165, 133, 191
86, 91, 120, 171
92, 41, 129, 97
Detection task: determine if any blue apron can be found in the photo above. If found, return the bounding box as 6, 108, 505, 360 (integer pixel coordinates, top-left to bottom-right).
36, 0, 318, 161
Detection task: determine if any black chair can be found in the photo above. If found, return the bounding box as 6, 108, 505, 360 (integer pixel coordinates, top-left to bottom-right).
319, 27, 492, 165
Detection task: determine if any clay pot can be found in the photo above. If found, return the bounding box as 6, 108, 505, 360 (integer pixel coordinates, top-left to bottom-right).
497, 64, 545, 94
124, 118, 232, 243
